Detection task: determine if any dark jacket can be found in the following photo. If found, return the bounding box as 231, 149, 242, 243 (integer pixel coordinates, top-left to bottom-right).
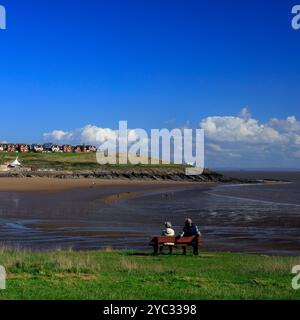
181, 224, 201, 237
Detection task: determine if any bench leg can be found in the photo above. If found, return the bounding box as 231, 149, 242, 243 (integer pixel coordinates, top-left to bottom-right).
193, 243, 199, 256
183, 247, 187, 255
153, 242, 159, 256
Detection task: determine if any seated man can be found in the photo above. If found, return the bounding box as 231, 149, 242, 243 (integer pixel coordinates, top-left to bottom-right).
160, 221, 175, 255
180, 218, 201, 255
180, 218, 201, 237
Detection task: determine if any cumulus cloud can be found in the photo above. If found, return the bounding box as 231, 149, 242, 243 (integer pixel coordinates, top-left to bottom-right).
79, 125, 118, 144
43, 130, 73, 141
44, 125, 118, 144
42, 109, 300, 168
200, 114, 286, 144
43, 124, 146, 146
200, 109, 300, 167
268, 116, 300, 133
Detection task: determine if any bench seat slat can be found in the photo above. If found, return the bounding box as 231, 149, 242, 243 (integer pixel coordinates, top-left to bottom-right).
149, 236, 202, 245
149, 235, 202, 255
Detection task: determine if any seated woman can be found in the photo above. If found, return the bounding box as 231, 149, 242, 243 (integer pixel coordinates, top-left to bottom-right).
160, 221, 175, 255
180, 218, 202, 237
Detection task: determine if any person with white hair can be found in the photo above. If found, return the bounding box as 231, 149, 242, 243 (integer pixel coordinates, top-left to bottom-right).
160, 221, 175, 255
180, 218, 201, 237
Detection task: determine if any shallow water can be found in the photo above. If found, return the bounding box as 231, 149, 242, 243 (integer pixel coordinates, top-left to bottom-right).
0, 172, 300, 255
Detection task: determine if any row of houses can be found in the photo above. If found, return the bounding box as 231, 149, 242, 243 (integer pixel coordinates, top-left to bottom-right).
0, 143, 97, 153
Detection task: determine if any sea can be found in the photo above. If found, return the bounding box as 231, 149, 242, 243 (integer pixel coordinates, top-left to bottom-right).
0, 172, 300, 255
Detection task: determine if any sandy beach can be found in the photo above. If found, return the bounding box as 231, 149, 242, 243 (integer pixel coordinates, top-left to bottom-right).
0, 174, 300, 255
0, 177, 210, 207
0, 177, 208, 192
0, 177, 213, 251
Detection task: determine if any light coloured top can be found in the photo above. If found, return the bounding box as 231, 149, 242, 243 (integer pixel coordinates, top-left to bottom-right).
161, 227, 175, 245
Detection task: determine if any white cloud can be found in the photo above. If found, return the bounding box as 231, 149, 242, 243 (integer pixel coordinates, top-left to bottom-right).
200, 114, 286, 144
43, 124, 147, 146
44, 125, 120, 145
200, 109, 300, 167
80, 125, 117, 144
43, 130, 73, 141
42, 109, 300, 168
268, 116, 300, 133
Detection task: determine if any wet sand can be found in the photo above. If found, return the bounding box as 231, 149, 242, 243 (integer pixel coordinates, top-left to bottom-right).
0, 174, 300, 255
0, 177, 202, 192
0, 178, 215, 252
0, 178, 211, 208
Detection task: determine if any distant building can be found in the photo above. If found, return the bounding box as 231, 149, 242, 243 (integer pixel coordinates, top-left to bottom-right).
43, 143, 61, 153
75, 145, 88, 153
74, 145, 97, 153
31, 144, 44, 153
51, 145, 61, 152
85, 145, 97, 152
6, 144, 16, 152
0, 142, 97, 153
62, 145, 73, 153
43, 143, 52, 151
17, 144, 29, 153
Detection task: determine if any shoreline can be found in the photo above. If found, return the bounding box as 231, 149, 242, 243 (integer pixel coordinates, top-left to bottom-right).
0, 175, 288, 193
0, 176, 296, 255
0, 177, 214, 192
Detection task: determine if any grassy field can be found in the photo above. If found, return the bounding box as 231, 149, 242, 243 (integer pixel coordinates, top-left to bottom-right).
0, 248, 300, 300
0, 152, 189, 172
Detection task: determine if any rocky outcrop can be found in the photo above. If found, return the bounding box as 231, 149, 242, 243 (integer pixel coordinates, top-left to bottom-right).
0, 168, 259, 183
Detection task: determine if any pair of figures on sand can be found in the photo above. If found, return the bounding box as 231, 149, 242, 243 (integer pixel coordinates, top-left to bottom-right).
161, 218, 201, 255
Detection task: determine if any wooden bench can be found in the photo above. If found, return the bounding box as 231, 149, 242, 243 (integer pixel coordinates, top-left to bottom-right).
149, 235, 202, 255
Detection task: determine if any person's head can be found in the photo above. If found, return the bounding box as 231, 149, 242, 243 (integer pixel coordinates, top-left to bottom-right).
165, 221, 172, 228
185, 218, 193, 226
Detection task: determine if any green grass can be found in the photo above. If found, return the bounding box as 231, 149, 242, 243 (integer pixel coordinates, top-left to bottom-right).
1, 248, 300, 300
0, 152, 105, 171
0, 152, 198, 172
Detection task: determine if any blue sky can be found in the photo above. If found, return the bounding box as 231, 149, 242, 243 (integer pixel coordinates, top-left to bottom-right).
0, 0, 300, 168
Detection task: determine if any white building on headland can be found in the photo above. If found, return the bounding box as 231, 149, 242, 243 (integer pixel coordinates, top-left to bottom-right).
8, 157, 21, 168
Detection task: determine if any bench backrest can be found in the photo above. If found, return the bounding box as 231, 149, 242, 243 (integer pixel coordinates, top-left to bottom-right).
150, 235, 202, 245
